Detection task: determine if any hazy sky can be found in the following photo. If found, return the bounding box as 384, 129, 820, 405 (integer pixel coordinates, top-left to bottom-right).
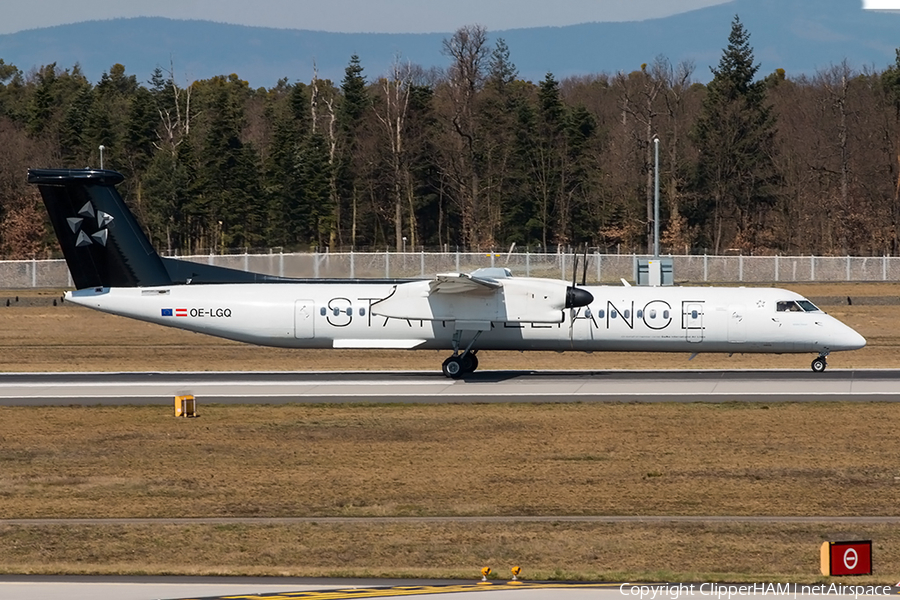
3, 0, 731, 35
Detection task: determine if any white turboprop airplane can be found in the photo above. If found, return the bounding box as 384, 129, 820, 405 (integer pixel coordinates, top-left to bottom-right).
29, 168, 866, 377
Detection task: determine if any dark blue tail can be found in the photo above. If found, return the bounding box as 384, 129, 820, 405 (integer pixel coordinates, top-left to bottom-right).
29, 168, 288, 289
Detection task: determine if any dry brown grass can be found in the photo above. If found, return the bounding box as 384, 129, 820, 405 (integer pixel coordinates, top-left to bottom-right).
2, 404, 898, 519
2, 522, 899, 583
0, 282, 898, 371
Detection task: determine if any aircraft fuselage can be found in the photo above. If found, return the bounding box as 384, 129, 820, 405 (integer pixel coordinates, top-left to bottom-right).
67, 282, 866, 356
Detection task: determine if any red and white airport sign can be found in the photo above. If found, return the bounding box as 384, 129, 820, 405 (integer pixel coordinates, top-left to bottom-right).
820, 541, 872, 576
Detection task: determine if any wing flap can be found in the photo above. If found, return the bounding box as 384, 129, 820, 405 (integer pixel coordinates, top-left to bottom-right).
333, 339, 427, 349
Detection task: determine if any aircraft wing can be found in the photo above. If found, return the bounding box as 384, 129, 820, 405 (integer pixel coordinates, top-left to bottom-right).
372, 272, 590, 325
428, 272, 502, 295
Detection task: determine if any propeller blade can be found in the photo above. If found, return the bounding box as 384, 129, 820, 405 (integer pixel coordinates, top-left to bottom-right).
581, 246, 589, 286
570, 248, 579, 339
571, 249, 578, 288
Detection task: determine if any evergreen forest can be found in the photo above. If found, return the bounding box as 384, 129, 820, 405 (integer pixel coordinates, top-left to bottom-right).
2, 17, 900, 259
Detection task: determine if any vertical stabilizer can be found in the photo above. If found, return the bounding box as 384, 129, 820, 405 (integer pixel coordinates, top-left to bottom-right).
28, 168, 172, 289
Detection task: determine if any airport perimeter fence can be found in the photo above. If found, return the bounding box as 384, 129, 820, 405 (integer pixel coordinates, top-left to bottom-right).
2, 251, 900, 289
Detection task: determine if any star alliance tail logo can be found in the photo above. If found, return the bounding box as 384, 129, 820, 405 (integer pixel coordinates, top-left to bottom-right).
67, 201, 114, 247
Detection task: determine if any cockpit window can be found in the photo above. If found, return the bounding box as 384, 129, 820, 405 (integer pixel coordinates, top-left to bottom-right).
777, 301, 802, 312
777, 300, 820, 312
797, 300, 820, 312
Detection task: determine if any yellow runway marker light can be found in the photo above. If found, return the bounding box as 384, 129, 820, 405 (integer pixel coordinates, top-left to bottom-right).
479, 566, 492, 584
510, 565, 523, 584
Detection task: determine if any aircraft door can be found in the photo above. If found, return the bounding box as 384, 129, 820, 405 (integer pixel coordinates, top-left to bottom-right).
727, 304, 746, 343
294, 300, 315, 339
683, 301, 704, 343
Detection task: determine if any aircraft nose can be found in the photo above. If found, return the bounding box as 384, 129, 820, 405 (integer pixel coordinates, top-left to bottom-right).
566, 286, 594, 309
842, 327, 867, 351
829, 322, 866, 351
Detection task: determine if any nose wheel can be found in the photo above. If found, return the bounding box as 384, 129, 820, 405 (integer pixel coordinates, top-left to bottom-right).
811, 355, 828, 373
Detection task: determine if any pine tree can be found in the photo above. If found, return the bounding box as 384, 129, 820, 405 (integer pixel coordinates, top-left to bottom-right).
336, 55, 370, 248
882, 48, 900, 118
487, 38, 518, 96
692, 16, 779, 253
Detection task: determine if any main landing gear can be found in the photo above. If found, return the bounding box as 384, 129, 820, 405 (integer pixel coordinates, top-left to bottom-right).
811, 353, 829, 373
442, 352, 478, 378
441, 330, 482, 379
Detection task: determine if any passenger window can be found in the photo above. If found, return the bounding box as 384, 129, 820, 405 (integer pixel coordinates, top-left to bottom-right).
636, 310, 642, 319
597, 310, 605, 319
649, 310, 657, 319
691, 310, 698, 319
333, 307, 340, 316
663, 310, 669, 319
347, 307, 353, 316
359, 308, 366, 316
585, 308, 592, 318
319, 307, 326, 316
624, 310, 631, 319
611, 310, 617, 319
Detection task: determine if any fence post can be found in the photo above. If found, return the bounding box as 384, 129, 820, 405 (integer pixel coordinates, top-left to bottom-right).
350, 250, 355, 279
775, 255, 779, 282
31, 258, 37, 288
526, 251, 530, 277
846, 256, 850, 281
420, 251, 425, 277
385, 250, 390, 278
279, 251, 284, 278
455, 250, 460, 273
596, 252, 601, 283
703, 254, 708, 282
739, 255, 743, 282
810, 255, 815, 281
884, 255, 888, 281
314, 251, 319, 278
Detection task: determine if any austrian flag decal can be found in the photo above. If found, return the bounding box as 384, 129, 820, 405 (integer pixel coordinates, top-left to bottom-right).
161, 308, 188, 317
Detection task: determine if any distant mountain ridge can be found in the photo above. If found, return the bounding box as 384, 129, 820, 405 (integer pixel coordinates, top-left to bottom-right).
0, 0, 898, 87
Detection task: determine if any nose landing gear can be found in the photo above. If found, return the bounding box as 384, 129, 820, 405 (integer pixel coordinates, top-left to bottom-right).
811, 353, 828, 373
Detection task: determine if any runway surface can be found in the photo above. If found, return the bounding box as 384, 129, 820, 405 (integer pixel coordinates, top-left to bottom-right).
0, 369, 899, 405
